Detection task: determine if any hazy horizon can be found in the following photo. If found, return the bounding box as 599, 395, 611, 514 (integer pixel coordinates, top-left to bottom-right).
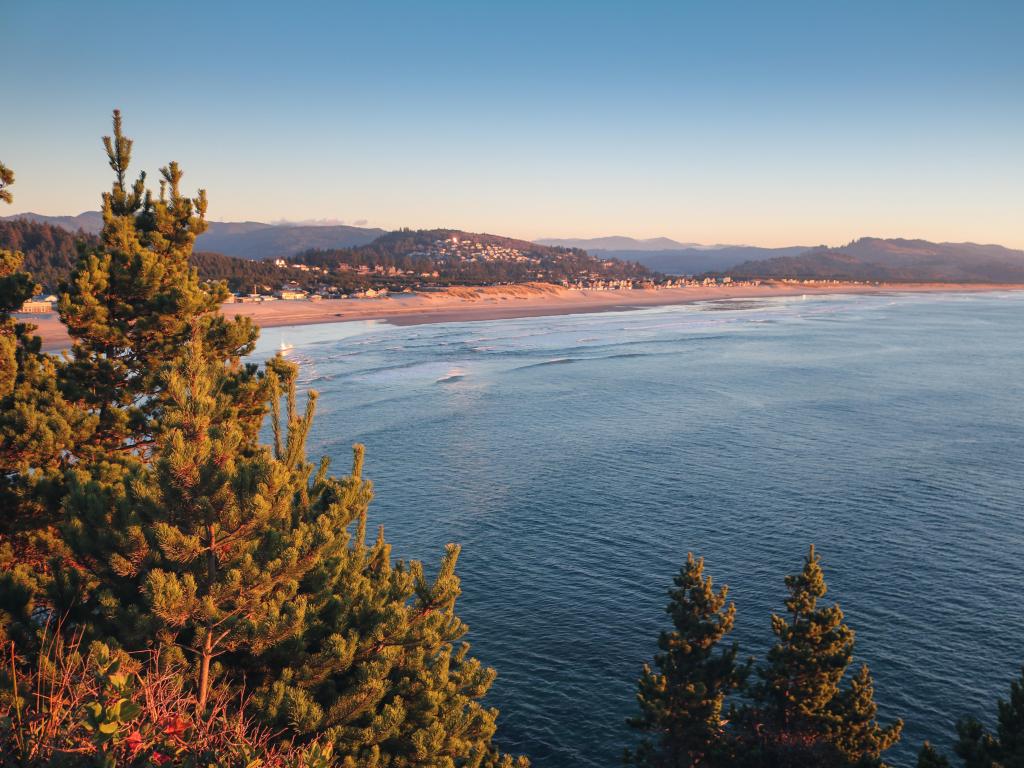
9, 208, 1024, 252
7, 1, 1023, 248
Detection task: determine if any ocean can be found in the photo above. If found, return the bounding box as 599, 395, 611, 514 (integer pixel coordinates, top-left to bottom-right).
256, 291, 1024, 767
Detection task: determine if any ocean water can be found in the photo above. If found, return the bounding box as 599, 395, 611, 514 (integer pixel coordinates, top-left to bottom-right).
257, 292, 1024, 767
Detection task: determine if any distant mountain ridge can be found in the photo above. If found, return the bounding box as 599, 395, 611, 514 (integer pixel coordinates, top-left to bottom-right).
538, 234, 1024, 281
197, 222, 384, 259
727, 237, 1024, 283
537, 235, 705, 251
0, 211, 384, 260
8, 211, 104, 233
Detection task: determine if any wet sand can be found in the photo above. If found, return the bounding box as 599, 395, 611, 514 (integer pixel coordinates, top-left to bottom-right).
21, 281, 1024, 352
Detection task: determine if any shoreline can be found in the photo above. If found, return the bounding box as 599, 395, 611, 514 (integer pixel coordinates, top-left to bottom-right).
22, 281, 1024, 352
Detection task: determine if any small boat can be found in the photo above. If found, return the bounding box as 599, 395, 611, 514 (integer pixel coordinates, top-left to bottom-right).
279, 339, 294, 354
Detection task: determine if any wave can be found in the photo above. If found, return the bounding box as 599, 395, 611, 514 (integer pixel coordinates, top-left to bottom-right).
436, 368, 466, 383
518, 357, 577, 370
514, 352, 656, 370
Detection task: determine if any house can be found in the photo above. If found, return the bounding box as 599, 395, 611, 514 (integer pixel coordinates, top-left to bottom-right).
19, 295, 57, 313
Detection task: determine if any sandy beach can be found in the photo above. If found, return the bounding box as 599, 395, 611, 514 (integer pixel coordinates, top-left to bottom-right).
21, 281, 1023, 352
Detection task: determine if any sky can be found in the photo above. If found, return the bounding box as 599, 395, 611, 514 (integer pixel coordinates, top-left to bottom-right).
5, 1, 1023, 247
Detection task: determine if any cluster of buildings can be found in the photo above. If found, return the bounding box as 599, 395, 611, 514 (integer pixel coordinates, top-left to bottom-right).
16, 276, 771, 315
274, 258, 439, 280
226, 284, 395, 304
407, 236, 540, 266
779, 278, 879, 286
560, 276, 764, 291
272, 259, 325, 274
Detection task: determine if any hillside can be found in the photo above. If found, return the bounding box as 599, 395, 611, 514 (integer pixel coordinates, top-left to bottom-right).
293, 228, 651, 284
0, 218, 100, 290
1, 211, 384, 260
727, 238, 1024, 282
0, 219, 345, 294
1, 220, 648, 296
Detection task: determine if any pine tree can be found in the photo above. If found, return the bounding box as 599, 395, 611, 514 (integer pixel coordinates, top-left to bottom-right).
831, 664, 903, 764
58, 341, 526, 765
243, 362, 527, 765
60, 341, 315, 708
954, 667, 1024, 767
0, 165, 92, 647
0, 162, 34, 399
6, 111, 265, 643
6, 114, 526, 764
58, 110, 262, 458
740, 545, 902, 767
626, 553, 745, 767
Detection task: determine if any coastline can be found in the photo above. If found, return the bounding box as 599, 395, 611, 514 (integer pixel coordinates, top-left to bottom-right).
23, 281, 1024, 352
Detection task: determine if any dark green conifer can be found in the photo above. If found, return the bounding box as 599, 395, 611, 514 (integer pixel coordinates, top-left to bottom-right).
831, 664, 903, 764
626, 553, 745, 767
61, 341, 320, 710
741, 545, 902, 767
0, 166, 92, 645
0, 162, 34, 398
59, 340, 526, 764
58, 110, 261, 457
954, 668, 1024, 767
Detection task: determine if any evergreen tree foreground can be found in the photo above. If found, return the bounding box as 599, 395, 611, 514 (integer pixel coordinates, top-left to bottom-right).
628, 546, 902, 768
0, 112, 526, 767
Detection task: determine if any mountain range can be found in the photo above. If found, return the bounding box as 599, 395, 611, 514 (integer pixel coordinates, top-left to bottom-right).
726, 238, 1024, 283
4, 213, 1023, 283
536, 236, 707, 251
540, 235, 1024, 282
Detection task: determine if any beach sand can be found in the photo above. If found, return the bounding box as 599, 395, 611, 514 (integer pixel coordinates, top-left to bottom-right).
21, 281, 1023, 352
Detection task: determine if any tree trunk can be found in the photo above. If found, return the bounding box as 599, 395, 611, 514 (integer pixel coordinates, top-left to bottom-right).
198, 631, 213, 711
198, 523, 217, 712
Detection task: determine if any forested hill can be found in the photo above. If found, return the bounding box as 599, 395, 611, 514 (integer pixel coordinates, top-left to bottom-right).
0, 219, 318, 293
293, 228, 651, 283
0, 218, 100, 290
1, 211, 384, 259
726, 238, 1024, 282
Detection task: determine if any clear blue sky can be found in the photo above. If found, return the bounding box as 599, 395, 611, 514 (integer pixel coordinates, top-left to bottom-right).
6, 1, 1023, 247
